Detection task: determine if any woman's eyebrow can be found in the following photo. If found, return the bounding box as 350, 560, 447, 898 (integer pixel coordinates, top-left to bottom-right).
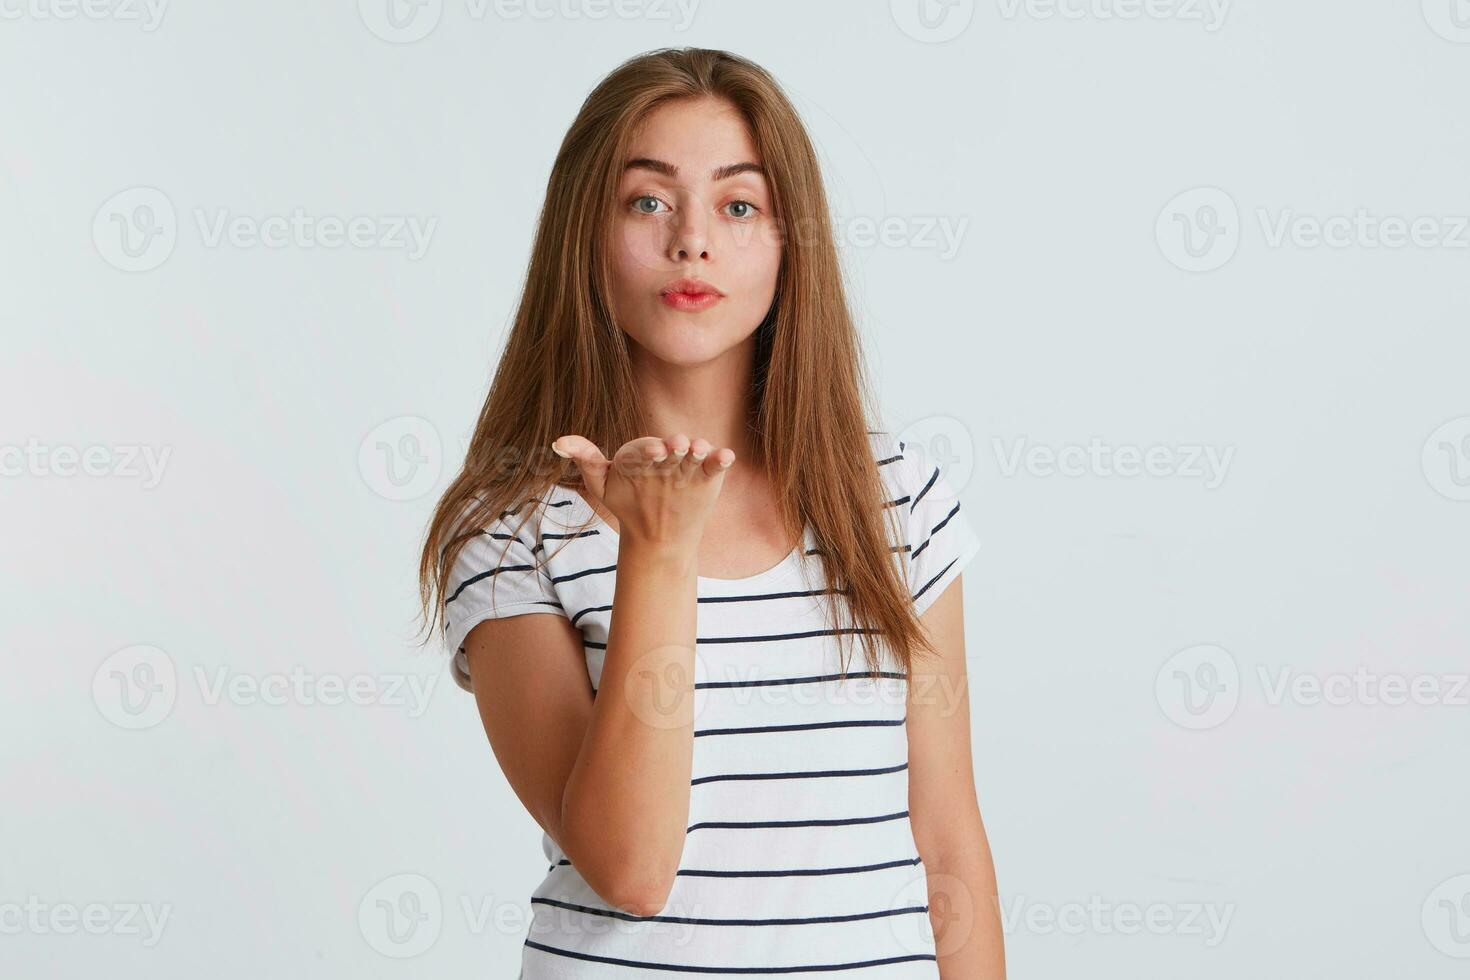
623, 158, 766, 181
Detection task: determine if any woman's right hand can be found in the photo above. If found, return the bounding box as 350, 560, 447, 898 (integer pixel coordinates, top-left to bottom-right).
550, 434, 735, 552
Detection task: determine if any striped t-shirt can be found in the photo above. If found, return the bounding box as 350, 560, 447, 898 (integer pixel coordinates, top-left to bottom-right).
443, 431, 982, 977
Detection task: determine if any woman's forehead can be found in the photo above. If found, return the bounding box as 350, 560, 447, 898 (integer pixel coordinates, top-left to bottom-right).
623, 100, 761, 176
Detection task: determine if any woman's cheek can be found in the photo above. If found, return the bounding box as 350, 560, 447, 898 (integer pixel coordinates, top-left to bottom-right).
614, 217, 666, 277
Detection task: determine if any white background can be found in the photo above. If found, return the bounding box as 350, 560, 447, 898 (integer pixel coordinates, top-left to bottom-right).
3, 0, 1469, 976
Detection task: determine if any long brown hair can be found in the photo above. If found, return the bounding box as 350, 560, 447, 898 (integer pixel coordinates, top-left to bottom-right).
417, 46, 939, 679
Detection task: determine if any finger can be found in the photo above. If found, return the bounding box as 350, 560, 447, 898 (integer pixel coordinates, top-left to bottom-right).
678, 437, 711, 484
613, 436, 672, 480
551, 435, 611, 500
701, 447, 735, 477
661, 433, 692, 473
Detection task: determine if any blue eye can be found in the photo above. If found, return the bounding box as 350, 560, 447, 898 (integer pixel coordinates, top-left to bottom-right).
725, 200, 758, 220
632, 195, 668, 215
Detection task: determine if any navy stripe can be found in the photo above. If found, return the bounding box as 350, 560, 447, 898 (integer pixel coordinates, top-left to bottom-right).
688, 810, 911, 833
540, 528, 600, 540
548, 854, 923, 879
567, 586, 838, 623
677, 855, 923, 878
912, 555, 960, 605
910, 500, 961, 563
531, 527, 601, 555
482, 530, 534, 548
583, 627, 878, 652
523, 939, 938, 974
592, 670, 903, 698
445, 563, 536, 605
911, 466, 939, 510
691, 761, 908, 786
698, 626, 879, 645
529, 895, 928, 927
694, 717, 906, 738
697, 581, 831, 604
551, 562, 618, 584
697, 669, 906, 690
569, 603, 612, 628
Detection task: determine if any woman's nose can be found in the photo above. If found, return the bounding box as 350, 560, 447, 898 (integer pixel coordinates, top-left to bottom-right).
668, 199, 710, 261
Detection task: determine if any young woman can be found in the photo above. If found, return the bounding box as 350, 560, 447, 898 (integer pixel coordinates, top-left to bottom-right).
419, 47, 1004, 979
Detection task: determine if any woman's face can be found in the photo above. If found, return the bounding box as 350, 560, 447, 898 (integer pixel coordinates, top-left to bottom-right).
607, 96, 782, 368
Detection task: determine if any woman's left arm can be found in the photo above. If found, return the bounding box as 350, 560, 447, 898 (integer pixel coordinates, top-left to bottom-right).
907, 575, 1006, 979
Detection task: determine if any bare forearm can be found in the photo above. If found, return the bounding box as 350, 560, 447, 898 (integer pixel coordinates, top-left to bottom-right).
926, 824, 1006, 979
559, 537, 698, 910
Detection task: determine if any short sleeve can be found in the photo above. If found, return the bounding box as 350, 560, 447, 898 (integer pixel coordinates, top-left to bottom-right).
900, 446, 981, 616
443, 504, 569, 693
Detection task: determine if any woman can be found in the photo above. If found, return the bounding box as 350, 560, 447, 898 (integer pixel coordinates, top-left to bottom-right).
419, 46, 1004, 978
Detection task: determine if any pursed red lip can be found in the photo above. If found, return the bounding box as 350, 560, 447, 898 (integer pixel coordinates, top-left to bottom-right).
660, 290, 723, 311
659, 276, 724, 297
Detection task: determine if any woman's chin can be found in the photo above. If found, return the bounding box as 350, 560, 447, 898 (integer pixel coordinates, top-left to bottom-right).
628, 323, 752, 367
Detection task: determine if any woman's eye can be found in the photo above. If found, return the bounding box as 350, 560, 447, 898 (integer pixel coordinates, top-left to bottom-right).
632, 195, 668, 215
724, 200, 759, 220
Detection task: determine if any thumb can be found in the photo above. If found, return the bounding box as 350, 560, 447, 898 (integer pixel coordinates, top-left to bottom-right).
550, 435, 610, 501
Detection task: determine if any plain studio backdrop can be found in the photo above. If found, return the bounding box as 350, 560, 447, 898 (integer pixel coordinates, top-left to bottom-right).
3, 1, 1468, 976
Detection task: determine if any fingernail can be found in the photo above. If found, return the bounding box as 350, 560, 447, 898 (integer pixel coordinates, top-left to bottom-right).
550, 442, 569, 458
691, 452, 707, 462
719, 458, 733, 468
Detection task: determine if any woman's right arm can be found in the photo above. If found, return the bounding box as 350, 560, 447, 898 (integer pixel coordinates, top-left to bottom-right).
463, 434, 727, 916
